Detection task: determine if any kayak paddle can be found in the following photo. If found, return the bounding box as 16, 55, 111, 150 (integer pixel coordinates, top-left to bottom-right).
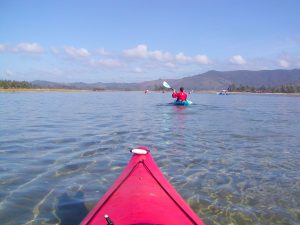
163, 81, 174, 90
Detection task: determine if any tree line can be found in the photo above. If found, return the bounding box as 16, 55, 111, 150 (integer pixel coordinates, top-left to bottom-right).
227, 84, 300, 93
0, 80, 32, 89
1, 79, 300, 93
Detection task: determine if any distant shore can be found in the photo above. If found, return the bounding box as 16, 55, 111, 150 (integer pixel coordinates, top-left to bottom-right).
226, 91, 300, 96
1, 88, 300, 95
192, 90, 300, 95
0, 88, 92, 92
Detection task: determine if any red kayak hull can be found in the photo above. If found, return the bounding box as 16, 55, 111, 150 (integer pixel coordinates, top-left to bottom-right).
80, 147, 205, 225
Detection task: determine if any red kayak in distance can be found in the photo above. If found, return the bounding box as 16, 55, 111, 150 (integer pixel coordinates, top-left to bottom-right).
80, 146, 205, 225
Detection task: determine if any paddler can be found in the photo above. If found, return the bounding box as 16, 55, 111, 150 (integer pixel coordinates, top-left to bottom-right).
172, 87, 187, 102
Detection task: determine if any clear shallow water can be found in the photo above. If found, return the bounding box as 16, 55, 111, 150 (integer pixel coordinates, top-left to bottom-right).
0, 91, 299, 225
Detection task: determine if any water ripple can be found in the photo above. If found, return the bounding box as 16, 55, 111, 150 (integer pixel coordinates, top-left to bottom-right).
0, 92, 299, 225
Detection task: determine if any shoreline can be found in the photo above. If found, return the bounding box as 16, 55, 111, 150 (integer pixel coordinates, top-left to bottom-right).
225, 91, 300, 96
1, 88, 300, 95
0, 88, 93, 92
192, 90, 300, 95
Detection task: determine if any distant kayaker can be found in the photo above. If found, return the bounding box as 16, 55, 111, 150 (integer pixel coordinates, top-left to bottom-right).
172, 87, 187, 101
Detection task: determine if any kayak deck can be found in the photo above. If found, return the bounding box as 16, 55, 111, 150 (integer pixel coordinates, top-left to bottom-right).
80, 147, 205, 225
173, 100, 193, 105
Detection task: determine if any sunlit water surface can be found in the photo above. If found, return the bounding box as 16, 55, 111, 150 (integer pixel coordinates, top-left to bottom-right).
0, 92, 299, 225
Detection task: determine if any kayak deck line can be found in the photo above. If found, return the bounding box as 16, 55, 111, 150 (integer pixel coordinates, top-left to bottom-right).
80, 147, 205, 225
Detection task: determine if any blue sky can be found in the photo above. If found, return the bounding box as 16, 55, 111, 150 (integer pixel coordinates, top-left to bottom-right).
1, 0, 300, 83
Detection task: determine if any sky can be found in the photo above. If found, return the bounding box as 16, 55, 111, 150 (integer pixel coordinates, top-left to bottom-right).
1, 0, 300, 83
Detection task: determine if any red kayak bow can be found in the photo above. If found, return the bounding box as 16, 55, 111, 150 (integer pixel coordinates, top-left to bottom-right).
80, 146, 205, 225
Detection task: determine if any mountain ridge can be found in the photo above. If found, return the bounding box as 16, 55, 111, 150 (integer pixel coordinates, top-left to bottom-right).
31, 69, 300, 91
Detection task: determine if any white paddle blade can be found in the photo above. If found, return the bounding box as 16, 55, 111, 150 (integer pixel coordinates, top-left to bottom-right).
163, 81, 171, 89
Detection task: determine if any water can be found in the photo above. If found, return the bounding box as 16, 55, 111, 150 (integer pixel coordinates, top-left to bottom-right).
0, 91, 299, 225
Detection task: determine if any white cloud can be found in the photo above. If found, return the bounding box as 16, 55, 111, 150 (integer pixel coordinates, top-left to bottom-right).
92, 59, 123, 68
276, 54, 300, 69
194, 54, 210, 64
134, 67, 143, 73
165, 62, 176, 68
149, 50, 172, 61
0, 44, 7, 52
278, 59, 290, 68
64, 46, 90, 58
230, 55, 247, 65
13, 43, 44, 53
175, 53, 192, 63
123, 44, 148, 58
123, 44, 172, 61
51, 47, 60, 54
96, 48, 110, 56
